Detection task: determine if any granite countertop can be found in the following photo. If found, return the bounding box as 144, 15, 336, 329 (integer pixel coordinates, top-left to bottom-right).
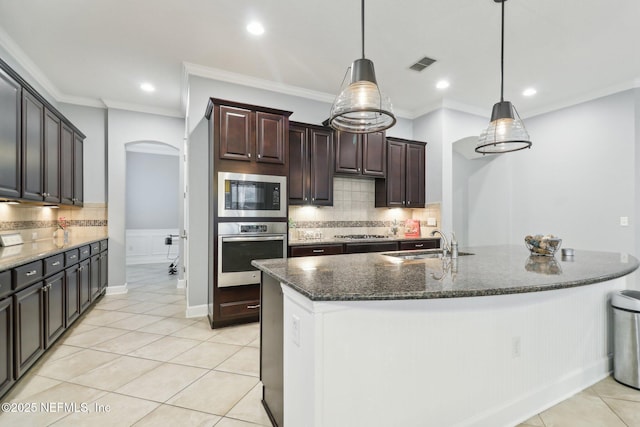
252, 245, 639, 301
0, 236, 108, 272
288, 236, 440, 246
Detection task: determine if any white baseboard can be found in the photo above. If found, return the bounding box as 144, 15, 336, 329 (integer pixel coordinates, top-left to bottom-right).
177, 278, 186, 289
185, 304, 208, 318
105, 284, 128, 295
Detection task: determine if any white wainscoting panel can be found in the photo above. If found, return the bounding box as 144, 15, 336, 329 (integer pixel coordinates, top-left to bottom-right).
126, 228, 179, 265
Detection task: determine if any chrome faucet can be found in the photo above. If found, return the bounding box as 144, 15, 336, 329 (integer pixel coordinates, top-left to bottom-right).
430, 230, 450, 256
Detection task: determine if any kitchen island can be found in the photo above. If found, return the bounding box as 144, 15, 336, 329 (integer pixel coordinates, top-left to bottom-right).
253, 246, 639, 427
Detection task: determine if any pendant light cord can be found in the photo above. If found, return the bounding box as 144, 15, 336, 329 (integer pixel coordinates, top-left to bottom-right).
361, 0, 365, 59
500, 0, 505, 102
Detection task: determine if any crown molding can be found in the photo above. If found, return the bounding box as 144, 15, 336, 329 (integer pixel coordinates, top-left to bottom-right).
101, 98, 184, 118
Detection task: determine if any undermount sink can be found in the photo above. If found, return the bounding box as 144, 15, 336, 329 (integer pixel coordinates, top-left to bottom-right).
382, 250, 474, 260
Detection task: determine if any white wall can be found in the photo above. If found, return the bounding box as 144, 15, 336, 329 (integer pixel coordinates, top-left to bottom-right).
107, 108, 184, 291
126, 151, 179, 229
461, 91, 637, 257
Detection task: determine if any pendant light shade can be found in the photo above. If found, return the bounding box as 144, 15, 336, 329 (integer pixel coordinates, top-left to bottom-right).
476, 0, 531, 154
329, 1, 396, 134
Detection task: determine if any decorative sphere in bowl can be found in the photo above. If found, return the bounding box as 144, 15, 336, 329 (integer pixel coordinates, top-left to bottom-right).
524, 234, 562, 256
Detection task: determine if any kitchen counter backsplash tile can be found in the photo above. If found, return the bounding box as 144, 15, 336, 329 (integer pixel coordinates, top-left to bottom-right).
289, 177, 440, 240
0, 202, 108, 242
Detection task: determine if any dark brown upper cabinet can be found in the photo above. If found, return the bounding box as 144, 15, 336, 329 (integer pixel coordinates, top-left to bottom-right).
375, 138, 426, 208
21, 91, 44, 201
334, 131, 386, 177
0, 68, 21, 199
60, 122, 74, 205
43, 109, 61, 203
73, 133, 83, 206
289, 122, 333, 206
207, 98, 292, 176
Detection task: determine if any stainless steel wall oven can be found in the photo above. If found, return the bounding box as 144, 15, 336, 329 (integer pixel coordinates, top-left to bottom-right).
217, 222, 287, 287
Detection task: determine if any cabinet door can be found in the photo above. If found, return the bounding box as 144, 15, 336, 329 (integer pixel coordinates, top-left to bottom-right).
44, 272, 65, 348
334, 131, 361, 175
65, 265, 80, 326
60, 122, 74, 204
14, 282, 44, 378
89, 255, 100, 301
0, 68, 21, 198
0, 297, 13, 397
256, 111, 286, 164
22, 91, 44, 201
362, 132, 386, 177
385, 140, 407, 207
405, 143, 425, 207
99, 251, 108, 293
78, 259, 90, 313
309, 128, 333, 206
43, 109, 61, 203
219, 105, 252, 161
73, 133, 83, 206
288, 125, 308, 204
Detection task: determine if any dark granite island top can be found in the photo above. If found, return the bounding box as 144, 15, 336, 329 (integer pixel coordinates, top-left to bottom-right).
252, 245, 639, 301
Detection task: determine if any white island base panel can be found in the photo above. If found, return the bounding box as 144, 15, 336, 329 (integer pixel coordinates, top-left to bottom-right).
281, 277, 625, 427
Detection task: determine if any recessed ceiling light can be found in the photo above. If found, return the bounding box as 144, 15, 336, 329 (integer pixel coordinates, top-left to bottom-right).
140, 82, 155, 93
436, 80, 450, 90
246, 21, 265, 36
523, 88, 537, 97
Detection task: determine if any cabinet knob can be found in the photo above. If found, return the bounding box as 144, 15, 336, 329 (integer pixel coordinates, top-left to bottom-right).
312, 197, 315, 201
25, 270, 37, 277
257, 154, 261, 159
247, 153, 251, 158
357, 168, 360, 172
407, 201, 411, 205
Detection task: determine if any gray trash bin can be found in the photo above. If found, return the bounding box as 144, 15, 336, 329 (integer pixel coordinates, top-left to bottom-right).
612, 290, 640, 389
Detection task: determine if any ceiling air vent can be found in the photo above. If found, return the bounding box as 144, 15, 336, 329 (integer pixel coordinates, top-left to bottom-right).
409, 56, 436, 72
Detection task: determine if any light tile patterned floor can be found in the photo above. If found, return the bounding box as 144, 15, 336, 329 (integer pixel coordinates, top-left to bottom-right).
0, 264, 270, 426
2, 263, 639, 426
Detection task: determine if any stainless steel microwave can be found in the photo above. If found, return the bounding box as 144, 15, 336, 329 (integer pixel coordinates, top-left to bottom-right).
217, 172, 287, 218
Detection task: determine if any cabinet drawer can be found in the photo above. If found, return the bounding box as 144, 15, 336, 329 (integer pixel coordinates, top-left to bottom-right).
44, 254, 64, 276
0, 271, 10, 299
79, 245, 91, 260
290, 244, 344, 257
65, 249, 80, 265
99, 240, 108, 252
90, 242, 100, 255
398, 240, 439, 251
345, 242, 398, 254
13, 260, 43, 290
219, 299, 261, 319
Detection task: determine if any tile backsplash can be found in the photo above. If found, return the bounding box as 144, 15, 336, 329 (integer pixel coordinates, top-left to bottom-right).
288, 177, 440, 240
0, 202, 108, 242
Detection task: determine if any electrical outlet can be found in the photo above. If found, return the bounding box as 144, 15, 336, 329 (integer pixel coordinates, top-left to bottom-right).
512, 336, 521, 358
620, 216, 629, 226
292, 315, 300, 347
427, 218, 437, 226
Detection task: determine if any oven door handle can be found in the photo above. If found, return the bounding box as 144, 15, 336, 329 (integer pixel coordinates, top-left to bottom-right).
221, 236, 285, 243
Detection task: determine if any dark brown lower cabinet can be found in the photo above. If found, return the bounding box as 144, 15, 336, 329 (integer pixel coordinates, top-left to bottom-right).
65, 264, 80, 326
0, 297, 13, 397
99, 251, 108, 293
44, 272, 65, 348
90, 255, 100, 301
78, 259, 91, 313
14, 282, 44, 378
344, 242, 399, 254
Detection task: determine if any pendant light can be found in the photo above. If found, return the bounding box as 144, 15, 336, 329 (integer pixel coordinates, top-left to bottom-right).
329, 0, 396, 134
476, 0, 531, 154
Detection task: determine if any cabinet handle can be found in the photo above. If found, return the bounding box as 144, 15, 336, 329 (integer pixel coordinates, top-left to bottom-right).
357, 168, 360, 172
312, 249, 325, 253
304, 197, 307, 201
47, 283, 53, 288
43, 285, 48, 292
25, 270, 37, 276
247, 153, 251, 158
52, 261, 61, 266
415, 244, 424, 248
247, 304, 260, 309
78, 266, 83, 272
257, 154, 261, 159
69, 255, 77, 260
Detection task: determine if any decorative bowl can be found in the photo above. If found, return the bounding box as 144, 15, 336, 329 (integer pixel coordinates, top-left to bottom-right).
524, 234, 562, 256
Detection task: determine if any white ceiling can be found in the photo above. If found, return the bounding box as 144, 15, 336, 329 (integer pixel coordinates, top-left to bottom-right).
0, 0, 638, 120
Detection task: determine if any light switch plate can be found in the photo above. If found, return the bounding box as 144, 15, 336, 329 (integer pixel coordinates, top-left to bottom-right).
0, 233, 23, 247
